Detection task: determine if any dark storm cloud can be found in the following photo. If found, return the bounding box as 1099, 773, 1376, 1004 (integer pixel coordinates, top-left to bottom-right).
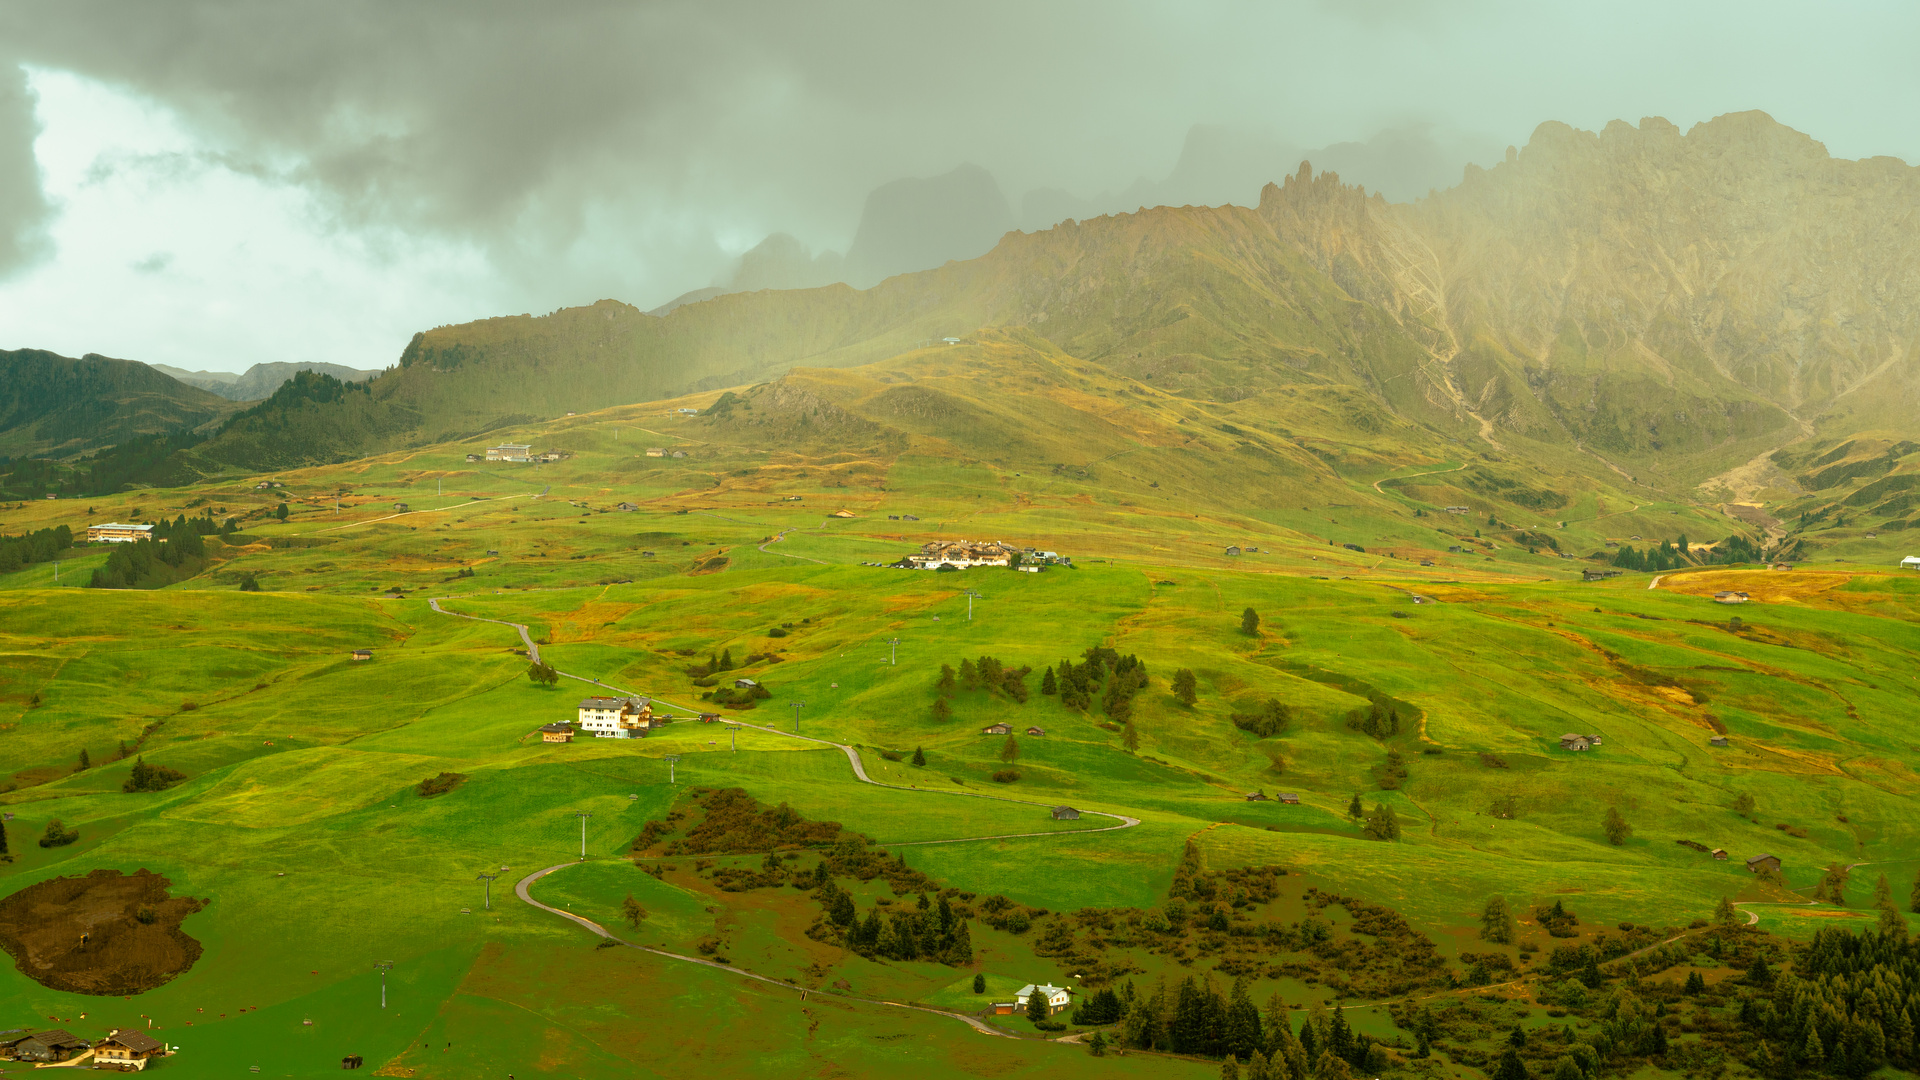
0, 62, 52, 277
1, 0, 1915, 309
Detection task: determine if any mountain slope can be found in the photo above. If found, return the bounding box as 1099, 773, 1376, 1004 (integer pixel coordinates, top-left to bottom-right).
149, 361, 380, 401
0, 348, 240, 459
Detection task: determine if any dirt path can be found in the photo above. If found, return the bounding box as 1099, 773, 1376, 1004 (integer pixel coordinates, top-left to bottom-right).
316, 492, 535, 533
1371, 461, 1467, 496
758, 529, 830, 564
512, 863, 1017, 1038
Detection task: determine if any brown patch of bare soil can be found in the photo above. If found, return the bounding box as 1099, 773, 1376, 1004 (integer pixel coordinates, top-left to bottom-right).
0, 868, 206, 994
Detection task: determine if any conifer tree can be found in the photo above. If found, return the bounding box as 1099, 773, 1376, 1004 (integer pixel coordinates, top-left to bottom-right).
911, 746, 926, 766
1494, 1047, 1529, 1080
1040, 667, 1057, 695
1602, 806, 1631, 845
1247, 1049, 1272, 1080
0, 817, 7, 856
1089, 1030, 1107, 1057
1874, 873, 1893, 909
1550, 1057, 1581, 1080
959, 658, 978, 689
1714, 895, 1738, 926
931, 698, 951, 722
274, 502, 289, 521
1480, 895, 1515, 943
948, 918, 973, 964
1123, 720, 1139, 751
1241, 607, 1261, 636
76, 748, 90, 771
1220, 1058, 1240, 1080
937, 664, 956, 692
1347, 792, 1364, 819
1314, 1049, 1352, 1080
999, 733, 1018, 762
1910, 868, 1920, 914
972, 972, 985, 993
1173, 668, 1198, 706
1027, 983, 1050, 1024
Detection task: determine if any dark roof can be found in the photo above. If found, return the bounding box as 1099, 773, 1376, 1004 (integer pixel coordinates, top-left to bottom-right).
101, 1029, 163, 1053
539, 722, 574, 733
1746, 853, 1777, 864
17, 1029, 84, 1048
578, 697, 626, 709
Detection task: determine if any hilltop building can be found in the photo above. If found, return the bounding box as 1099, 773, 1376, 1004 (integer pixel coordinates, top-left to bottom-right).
1558, 733, 1604, 751
1015, 984, 1072, 1015
904, 540, 1013, 569
86, 522, 152, 543
577, 697, 660, 738
1746, 853, 1782, 874
1713, 591, 1750, 604
539, 722, 575, 743
486, 443, 533, 463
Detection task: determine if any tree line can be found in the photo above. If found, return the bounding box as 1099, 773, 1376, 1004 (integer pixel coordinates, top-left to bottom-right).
89, 512, 229, 589
0, 524, 71, 575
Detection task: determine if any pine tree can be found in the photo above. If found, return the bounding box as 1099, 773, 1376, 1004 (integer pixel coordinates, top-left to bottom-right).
274, 502, 289, 521
0, 817, 8, 855
719, 648, 734, 671
959, 658, 978, 689
1122, 720, 1140, 751
1683, 970, 1706, 995
911, 746, 926, 766
1220, 1058, 1240, 1080
1874, 873, 1893, 909
1314, 1049, 1352, 1080
931, 698, 951, 722
1481, 895, 1515, 943
1822, 864, 1849, 906
1602, 806, 1631, 845
1550, 1056, 1581, 1080
1494, 1047, 1530, 1080
1910, 869, 1920, 914
1580, 955, 1605, 989
1714, 895, 1738, 926
1242, 607, 1260, 636
1347, 792, 1364, 819
972, 972, 986, 993
1247, 1049, 1272, 1080
1225, 977, 1263, 1061
999, 733, 1018, 762
1089, 1030, 1107, 1057
937, 663, 956, 692
76, 748, 90, 771
947, 918, 973, 964
1040, 667, 1057, 695
1027, 984, 1050, 1025
1173, 668, 1198, 706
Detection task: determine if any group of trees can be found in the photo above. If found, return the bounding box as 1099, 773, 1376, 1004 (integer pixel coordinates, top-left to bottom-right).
1050, 646, 1150, 721
1232, 699, 1291, 738
1113, 977, 1386, 1078
0, 524, 71, 575
526, 660, 560, 687
937, 655, 1032, 709
1736, 926, 1920, 1076
1344, 793, 1402, 841
122, 757, 188, 793
818, 880, 973, 965
1342, 697, 1404, 740
1609, 533, 1766, 573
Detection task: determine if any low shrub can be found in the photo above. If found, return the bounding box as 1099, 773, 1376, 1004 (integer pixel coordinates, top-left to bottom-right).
991, 769, 1020, 783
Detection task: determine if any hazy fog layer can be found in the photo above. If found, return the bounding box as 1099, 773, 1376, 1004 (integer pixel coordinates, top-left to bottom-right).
0, 0, 1914, 373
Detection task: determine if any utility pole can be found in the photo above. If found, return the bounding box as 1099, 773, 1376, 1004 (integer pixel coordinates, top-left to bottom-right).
887, 637, 901, 665
572, 810, 592, 860
789, 701, 806, 734
664, 755, 681, 784
963, 589, 983, 621
729, 725, 737, 752
374, 961, 394, 1008
476, 872, 498, 910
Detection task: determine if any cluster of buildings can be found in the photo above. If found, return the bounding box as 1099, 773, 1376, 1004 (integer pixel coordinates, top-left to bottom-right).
991, 984, 1071, 1017
644, 447, 690, 458
0, 1027, 167, 1066
1558, 732, 1605, 752
471, 444, 565, 463
537, 697, 724, 742
896, 541, 1068, 571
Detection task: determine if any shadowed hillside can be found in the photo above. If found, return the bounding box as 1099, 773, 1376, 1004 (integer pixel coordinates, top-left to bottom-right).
0, 349, 239, 459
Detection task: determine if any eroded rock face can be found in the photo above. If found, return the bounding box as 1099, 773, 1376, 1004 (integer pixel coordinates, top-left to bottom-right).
0, 868, 206, 995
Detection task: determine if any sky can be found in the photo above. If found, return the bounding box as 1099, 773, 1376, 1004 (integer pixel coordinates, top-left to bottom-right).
0, 1, 1915, 374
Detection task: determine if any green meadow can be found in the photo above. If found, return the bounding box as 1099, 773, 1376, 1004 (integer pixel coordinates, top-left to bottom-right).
0, 414, 1917, 1077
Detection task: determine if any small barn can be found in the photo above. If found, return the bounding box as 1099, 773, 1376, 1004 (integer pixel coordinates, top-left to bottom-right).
982, 723, 1012, 735
1225, 545, 1242, 556
351, 648, 373, 661
1713, 591, 1750, 604
699, 713, 721, 724
1025, 726, 1046, 737
1277, 793, 1300, 804
1559, 733, 1593, 751
1709, 735, 1730, 748
734, 677, 758, 690
615, 502, 639, 512
1712, 849, 1729, 861
1051, 806, 1080, 820
539, 722, 575, 744
3, 1030, 89, 1063
393, 502, 409, 512
1244, 792, 1269, 801
1746, 853, 1782, 874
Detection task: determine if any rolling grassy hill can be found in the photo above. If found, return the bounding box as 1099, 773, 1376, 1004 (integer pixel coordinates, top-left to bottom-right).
0, 394, 1915, 1075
